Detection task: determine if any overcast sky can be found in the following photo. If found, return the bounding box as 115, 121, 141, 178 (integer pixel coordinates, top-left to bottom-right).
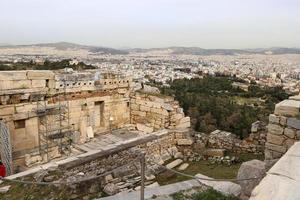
0, 0, 299, 49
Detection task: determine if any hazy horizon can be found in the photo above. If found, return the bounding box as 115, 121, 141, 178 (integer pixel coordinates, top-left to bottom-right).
1, 0, 300, 49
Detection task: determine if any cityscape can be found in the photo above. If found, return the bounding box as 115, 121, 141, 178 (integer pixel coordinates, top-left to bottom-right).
0, 0, 300, 200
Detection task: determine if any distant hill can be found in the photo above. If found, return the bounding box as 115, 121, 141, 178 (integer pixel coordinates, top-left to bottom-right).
0, 42, 128, 55
1, 42, 299, 55
128, 47, 300, 55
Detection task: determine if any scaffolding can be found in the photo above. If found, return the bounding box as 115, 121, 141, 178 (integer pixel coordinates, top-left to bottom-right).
0, 121, 13, 175
36, 78, 72, 162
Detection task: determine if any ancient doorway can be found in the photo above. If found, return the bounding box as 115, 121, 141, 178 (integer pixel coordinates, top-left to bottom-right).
95, 101, 105, 127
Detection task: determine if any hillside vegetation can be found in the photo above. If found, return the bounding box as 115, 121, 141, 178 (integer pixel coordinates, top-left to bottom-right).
160, 76, 289, 138
0, 59, 96, 71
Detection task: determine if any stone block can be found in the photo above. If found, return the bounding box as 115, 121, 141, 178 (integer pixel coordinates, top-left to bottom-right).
267, 134, 285, 145
177, 138, 193, 145
267, 124, 283, 135
178, 163, 189, 171
0, 71, 27, 80
0, 105, 15, 116
280, 116, 287, 126
284, 128, 295, 139
296, 130, 300, 140
237, 159, 266, 197
86, 126, 94, 138
140, 105, 150, 112
269, 114, 280, 124
31, 80, 46, 88
136, 123, 153, 133
176, 121, 191, 129
204, 148, 225, 157
274, 100, 300, 117
287, 118, 300, 129
166, 159, 183, 169
284, 138, 295, 149
265, 142, 287, 153
27, 70, 55, 80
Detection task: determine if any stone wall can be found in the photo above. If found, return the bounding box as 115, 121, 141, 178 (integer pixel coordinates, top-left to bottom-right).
6, 129, 192, 197
193, 129, 264, 155
265, 95, 300, 161
130, 92, 191, 133
0, 70, 132, 165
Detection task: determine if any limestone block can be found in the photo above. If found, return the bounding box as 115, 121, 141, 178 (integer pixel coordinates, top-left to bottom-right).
0, 71, 27, 80
86, 126, 94, 138
267, 134, 285, 145
204, 148, 225, 157
280, 116, 287, 126
284, 138, 295, 149
136, 123, 153, 133
140, 105, 150, 112
31, 80, 46, 88
237, 160, 266, 197
166, 159, 183, 169
13, 80, 31, 89
27, 70, 55, 80
131, 110, 146, 117
267, 124, 283, 135
265, 142, 287, 153
177, 138, 193, 145
162, 103, 174, 111
179, 117, 190, 124
0, 105, 15, 116
176, 121, 191, 129
178, 163, 189, 171
269, 114, 280, 124
171, 113, 184, 121
0, 80, 13, 90
296, 130, 300, 139
274, 100, 300, 117
195, 174, 241, 197
130, 103, 139, 110
287, 118, 300, 129
284, 128, 295, 139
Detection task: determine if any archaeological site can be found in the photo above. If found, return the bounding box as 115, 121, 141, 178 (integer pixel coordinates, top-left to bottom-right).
0, 69, 299, 200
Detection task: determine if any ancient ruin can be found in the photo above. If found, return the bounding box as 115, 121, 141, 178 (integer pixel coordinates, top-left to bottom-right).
0, 70, 190, 174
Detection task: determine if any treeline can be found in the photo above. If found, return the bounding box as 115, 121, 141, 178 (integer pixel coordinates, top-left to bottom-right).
0, 59, 96, 71
160, 77, 289, 138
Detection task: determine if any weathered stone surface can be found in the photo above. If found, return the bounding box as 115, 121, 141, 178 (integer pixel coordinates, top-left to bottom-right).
136, 123, 153, 134
237, 160, 266, 197
196, 174, 241, 197
177, 139, 193, 145
284, 138, 295, 149
280, 116, 287, 126
266, 134, 285, 145
103, 183, 119, 195
27, 70, 55, 80
178, 163, 189, 171
0, 185, 11, 194
204, 149, 225, 157
267, 124, 283, 135
287, 118, 300, 129
166, 159, 183, 169
296, 130, 300, 140
274, 100, 300, 117
250, 142, 300, 200
265, 142, 287, 153
284, 128, 295, 139
269, 114, 280, 124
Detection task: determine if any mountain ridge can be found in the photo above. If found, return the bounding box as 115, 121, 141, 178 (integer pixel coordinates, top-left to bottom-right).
1, 42, 300, 55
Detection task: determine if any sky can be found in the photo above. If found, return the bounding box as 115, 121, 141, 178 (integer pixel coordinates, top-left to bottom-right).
0, 0, 299, 49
